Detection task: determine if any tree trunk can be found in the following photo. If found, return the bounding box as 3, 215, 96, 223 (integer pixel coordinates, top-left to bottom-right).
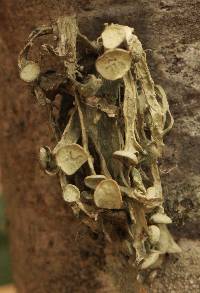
0, 1, 200, 292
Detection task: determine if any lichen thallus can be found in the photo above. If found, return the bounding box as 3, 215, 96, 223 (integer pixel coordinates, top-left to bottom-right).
18, 16, 181, 276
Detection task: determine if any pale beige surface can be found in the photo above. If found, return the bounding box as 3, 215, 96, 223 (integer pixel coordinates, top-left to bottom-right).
0, 285, 16, 293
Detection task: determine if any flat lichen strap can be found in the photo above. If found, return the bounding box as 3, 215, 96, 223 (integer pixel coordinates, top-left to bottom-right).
135, 54, 165, 156
75, 93, 96, 175
155, 84, 174, 134
53, 108, 80, 153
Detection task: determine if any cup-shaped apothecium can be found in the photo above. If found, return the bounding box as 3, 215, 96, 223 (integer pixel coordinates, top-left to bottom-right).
113, 150, 138, 165
20, 61, 40, 82
94, 179, 122, 209
62, 184, 80, 203
84, 175, 106, 189
101, 24, 133, 49
150, 213, 172, 224
54, 143, 88, 176
39, 146, 58, 176
95, 49, 132, 81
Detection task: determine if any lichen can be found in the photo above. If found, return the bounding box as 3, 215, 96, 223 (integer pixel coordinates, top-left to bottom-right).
18, 15, 181, 277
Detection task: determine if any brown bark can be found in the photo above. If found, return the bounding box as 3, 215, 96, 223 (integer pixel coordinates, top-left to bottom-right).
0, 1, 200, 293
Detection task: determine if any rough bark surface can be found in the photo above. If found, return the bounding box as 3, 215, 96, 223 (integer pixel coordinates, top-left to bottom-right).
0, 0, 199, 292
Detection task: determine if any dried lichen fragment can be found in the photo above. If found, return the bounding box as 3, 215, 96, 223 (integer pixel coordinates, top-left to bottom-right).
101, 23, 134, 50
62, 184, 80, 203
120, 186, 162, 207
39, 146, 58, 176
140, 251, 160, 270
150, 213, 172, 224
84, 175, 106, 189
55, 143, 88, 176
94, 179, 122, 209
18, 17, 181, 278
76, 75, 103, 98
157, 224, 182, 254
128, 201, 148, 263
128, 35, 143, 62
84, 96, 119, 118
102, 24, 125, 49
54, 15, 78, 78
155, 84, 174, 135
135, 54, 166, 157
113, 71, 142, 165
20, 61, 40, 82
96, 49, 132, 80
146, 186, 157, 199
131, 168, 146, 193
148, 225, 160, 244
75, 93, 96, 175
53, 109, 80, 153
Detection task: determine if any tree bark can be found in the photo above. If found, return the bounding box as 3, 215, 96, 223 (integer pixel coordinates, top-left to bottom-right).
0, 1, 200, 293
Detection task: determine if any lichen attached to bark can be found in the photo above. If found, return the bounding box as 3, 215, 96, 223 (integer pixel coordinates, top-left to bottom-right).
18, 15, 181, 277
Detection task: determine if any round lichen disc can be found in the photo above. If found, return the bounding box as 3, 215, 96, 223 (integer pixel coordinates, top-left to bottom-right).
150, 213, 172, 224
39, 146, 51, 170
95, 49, 132, 81
113, 150, 138, 165
84, 175, 106, 189
102, 24, 126, 49
20, 61, 40, 82
39, 146, 58, 176
55, 143, 88, 176
94, 179, 122, 209
63, 184, 80, 203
